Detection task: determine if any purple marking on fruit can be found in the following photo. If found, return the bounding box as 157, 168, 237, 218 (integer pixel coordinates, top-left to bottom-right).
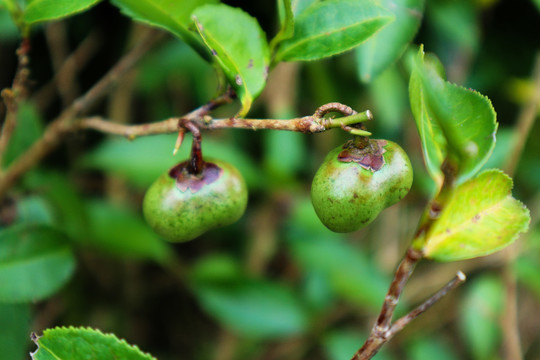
169, 161, 222, 193
338, 139, 387, 171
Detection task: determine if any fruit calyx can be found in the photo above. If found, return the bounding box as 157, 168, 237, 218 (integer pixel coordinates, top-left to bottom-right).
169, 161, 222, 193
338, 138, 387, 172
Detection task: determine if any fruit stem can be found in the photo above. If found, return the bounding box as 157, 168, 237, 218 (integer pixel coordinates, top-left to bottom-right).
353, 134, 370, 149
184, 121, 204, 175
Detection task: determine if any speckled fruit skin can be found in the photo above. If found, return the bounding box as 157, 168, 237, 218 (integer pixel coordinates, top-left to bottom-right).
311, 139, 413, 233
143, 160, 248, 242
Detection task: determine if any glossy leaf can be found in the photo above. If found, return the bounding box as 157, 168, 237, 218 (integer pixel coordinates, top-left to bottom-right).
31, 327, 156, 360
3, 101, 43, 167
190, 257, 308, 339
111, 0, 217, 60
290, 0, 320, 16
81, 134, 261, 189
192, 4, 270, 116
0, 303, 31, 360
356, 0, 424, 82
423, 169, 530, 261
410, 47, 497, 184
459, 275, 504, 360
0, 225, 75, 303
270, 0, 294, 53
85, 200, 172, 264
409, 52, 446, 188
276, 0, 394, 62
23, 0, 101, 23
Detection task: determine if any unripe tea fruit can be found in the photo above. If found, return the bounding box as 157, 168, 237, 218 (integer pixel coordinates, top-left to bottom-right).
143, 160, 248, 242
311, 139, 413, 233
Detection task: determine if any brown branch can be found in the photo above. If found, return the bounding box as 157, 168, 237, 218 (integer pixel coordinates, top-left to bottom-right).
0, 37, 31, 170
351, 248, 422, 360
390, 271, 466, 334
34, 29, 101, 111
78, 103, 373, 138
0, 29, 162, 199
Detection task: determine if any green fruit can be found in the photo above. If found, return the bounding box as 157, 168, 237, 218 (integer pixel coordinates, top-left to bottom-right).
311, 139, 413, 233
143, 159, 248, 242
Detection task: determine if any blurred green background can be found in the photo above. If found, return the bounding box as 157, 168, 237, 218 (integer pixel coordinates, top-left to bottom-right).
0, 0, 539, 359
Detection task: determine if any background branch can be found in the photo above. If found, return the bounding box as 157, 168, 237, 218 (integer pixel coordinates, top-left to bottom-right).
0, 37, 31, 170
0, 29, 162, 199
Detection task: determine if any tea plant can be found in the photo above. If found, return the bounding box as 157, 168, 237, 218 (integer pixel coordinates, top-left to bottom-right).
0, 0, 538, 359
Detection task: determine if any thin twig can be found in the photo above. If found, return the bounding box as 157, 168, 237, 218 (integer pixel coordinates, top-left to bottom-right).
34, 29, 101, 111
0, 37, 31, 169
0, 29, 162, 199
79, 106, 372, 138
390, 271, 466, 334
351, 248, 422, 360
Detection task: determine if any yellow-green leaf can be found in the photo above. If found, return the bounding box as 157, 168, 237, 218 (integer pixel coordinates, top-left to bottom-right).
423, 169, 530, 262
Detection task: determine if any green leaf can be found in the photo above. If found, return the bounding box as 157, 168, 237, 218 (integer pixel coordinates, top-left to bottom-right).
190, 257, 308, 339
270, 0, 294, 54
192, 4, 270, 117
290, 0, 320, 17
80, 134, 262, 190
356, 0, 424, 82
0, 225, 75, 303
0, 8, 20, 40
533, 0, 540, 13
459, 275, 504, 360
15, 196, 55, 226
85, 200, 172, 264
515, 255, 540, 300
427, 0, 479, 52
369, 65, 408, 138
3, 101, 43, 168
110, 0, 217, 61
410, 47, 497, 184
263, 130, 306, 184
31, 327, 156, 360
23, 0, 102, 24
405, 336, 459, 360
423, 169, 530, 262
276, 0, 394, 62
0, 303, 31, 360
409, 52, 446, 188
286, 198, 390, 310
23, 171, 90, 241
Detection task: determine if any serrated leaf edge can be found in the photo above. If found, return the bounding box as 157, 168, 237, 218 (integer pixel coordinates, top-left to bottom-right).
31, 326, 157, 360
424, 169, 531, 261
